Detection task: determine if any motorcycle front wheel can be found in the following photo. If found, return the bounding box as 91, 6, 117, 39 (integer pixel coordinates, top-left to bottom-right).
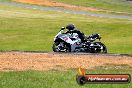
52, 42, 71, 52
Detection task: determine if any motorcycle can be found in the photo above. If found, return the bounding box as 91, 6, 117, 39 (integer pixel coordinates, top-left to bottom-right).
52, 27, 107, 53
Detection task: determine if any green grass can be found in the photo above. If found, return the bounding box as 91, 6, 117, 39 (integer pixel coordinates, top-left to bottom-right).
0, 64, 132, 88
0, 4, 132, 54
52, 0, 132, 13
0, 0, 11, 1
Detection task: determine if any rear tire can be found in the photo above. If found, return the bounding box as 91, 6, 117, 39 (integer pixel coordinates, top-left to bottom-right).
94, 42, 107, 53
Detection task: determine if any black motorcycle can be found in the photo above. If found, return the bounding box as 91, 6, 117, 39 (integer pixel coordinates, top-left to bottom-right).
53, 28, 107, 53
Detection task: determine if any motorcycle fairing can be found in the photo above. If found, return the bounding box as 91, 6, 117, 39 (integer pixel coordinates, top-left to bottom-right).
57, 34, 78, 45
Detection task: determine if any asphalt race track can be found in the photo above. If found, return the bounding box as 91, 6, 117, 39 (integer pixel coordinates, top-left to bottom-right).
0, 2, 132, 20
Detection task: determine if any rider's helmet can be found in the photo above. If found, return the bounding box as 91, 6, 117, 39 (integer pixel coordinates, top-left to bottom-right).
66, 24, 75, 31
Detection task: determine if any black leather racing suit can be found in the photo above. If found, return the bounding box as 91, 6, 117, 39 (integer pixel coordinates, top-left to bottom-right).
66, 28, 85, 42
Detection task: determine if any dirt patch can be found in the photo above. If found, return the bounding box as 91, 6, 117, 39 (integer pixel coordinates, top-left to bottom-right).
13, 0, 106, 12
0, 52, 132, 71
13, 0, 132, 15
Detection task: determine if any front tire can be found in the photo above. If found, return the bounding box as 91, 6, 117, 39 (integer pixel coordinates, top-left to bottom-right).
52, 42, 71, 52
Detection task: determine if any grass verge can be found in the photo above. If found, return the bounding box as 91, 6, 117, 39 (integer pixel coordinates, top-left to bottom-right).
0, 4, 132, 54
52, 0, 132, 13
0, 64, 132, 88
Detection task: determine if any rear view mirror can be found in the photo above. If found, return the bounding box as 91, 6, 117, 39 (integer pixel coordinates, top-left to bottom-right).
61, 27, 65, 30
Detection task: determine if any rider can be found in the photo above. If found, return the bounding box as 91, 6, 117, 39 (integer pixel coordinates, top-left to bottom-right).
65, 24, 86, 42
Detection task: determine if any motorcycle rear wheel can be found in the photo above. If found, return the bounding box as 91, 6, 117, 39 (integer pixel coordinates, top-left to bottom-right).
94, 42, 107, 53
